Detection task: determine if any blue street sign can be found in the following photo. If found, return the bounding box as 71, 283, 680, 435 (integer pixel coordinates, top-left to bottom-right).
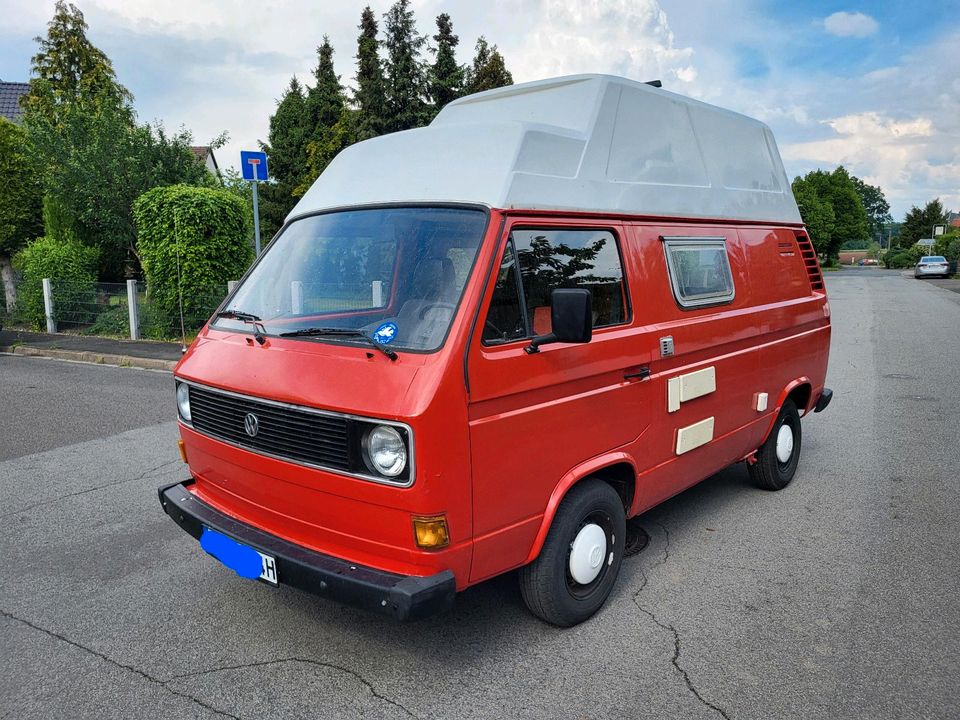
240, 150, 268, 181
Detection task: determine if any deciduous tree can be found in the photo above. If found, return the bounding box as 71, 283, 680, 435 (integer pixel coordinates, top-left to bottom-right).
850, 175, 892, 243
0, 118, 43, 311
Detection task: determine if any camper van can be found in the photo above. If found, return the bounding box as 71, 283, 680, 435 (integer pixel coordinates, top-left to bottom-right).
159, 75, 832, 627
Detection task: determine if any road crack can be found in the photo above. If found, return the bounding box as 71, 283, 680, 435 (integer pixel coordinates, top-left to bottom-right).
166, 658, 420, 719
0, 459, 180, 521
632, 522, 732, 720
1, 609, 238, 719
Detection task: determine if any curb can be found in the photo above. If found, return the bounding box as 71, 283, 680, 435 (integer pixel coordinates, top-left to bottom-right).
0, 344, 177, 371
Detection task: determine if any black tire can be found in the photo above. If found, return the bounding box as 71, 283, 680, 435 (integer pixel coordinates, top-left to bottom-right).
749, 398, 802, 491
519, 479, 626, 627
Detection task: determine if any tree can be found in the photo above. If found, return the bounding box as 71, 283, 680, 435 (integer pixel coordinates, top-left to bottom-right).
792, 178, 835, 256
790, 166, 868, 259
354, 6, 388, 140
23, 1, 214, 280
305, 36, 347, 137
298, 37, 349, 196
0, 119, 44, 311
850, 175, 891, 243
464, 37, 513, 95
259, 77, 309, 236
301, 109, 358, 195
898, 199, 948, 248
428, 13, 464, 116
827, 166, 869, 248
383, 0, 427, 132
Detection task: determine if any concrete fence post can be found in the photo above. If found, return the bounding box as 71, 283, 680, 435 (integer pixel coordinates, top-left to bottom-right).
42, 278, 56, 333
126, 279, 140, 340
291, 281, 303, 314
227, 280, 239, 294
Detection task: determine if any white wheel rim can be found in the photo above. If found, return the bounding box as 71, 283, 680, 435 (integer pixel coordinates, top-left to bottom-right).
569, 523, 607, 585
776, 425, 794, 463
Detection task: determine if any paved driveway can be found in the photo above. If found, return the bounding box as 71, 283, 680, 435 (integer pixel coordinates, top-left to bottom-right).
2, 270, 958, 719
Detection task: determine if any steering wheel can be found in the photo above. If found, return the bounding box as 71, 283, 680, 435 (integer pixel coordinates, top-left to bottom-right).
418, 302, 455, 319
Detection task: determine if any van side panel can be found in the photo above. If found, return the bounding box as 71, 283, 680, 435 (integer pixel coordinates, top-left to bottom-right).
465, 218, 658, 583
739, 226, 831, 416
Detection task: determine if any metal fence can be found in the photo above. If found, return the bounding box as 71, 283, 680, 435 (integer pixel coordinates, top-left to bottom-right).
3, 277, 233, 342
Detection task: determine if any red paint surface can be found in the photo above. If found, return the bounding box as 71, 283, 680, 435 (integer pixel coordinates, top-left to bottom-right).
175, 209, 830, 591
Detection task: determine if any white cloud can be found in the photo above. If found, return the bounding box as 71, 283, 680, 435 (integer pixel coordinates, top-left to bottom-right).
499, 0, 697, 85
823, 11, 879, 38
783, 111, 960, 215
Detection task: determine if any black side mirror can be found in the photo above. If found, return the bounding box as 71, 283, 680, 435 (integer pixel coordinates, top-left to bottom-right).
525, 288, 592, 354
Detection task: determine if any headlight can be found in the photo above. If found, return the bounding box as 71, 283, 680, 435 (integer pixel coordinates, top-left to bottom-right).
176, 382, 191, 422
362, 425, 407, 478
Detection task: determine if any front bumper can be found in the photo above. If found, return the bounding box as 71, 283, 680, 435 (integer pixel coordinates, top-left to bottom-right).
158, 480, 455, 620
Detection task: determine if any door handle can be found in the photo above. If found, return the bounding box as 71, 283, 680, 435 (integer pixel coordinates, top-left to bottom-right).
624, 366, 651, 381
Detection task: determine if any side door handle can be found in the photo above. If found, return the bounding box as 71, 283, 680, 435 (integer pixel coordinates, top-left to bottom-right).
624, 366, 651, 381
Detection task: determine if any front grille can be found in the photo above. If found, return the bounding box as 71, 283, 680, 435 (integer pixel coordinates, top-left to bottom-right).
188, 385, 352, 471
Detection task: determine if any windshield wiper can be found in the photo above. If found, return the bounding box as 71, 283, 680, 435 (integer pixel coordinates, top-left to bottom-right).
216, 309, 266, 345
278, 327, 398, 360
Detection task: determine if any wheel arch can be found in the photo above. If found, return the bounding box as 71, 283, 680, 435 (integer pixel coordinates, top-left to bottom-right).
761, 377, 812, 443
523, 453, 638, 565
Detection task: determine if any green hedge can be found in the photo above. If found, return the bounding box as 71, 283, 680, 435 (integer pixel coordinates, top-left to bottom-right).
134, 184, 252, 335
12, 236, 99, 329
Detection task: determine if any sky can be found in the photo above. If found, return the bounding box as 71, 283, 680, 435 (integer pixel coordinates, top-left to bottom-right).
1, 0, 957, 219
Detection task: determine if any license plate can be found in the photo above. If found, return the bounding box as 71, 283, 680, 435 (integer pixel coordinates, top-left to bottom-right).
200, 527, 278, 586
257, 550, 278, 585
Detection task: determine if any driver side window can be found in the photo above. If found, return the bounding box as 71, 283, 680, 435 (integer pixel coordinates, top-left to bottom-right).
482, 240, 527, 344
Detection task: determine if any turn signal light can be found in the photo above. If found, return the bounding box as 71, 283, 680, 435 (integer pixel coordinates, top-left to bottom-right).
177, 439, 188, 464
413, 515, 449, 550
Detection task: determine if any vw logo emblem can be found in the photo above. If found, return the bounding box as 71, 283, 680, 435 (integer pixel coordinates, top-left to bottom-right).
243, 413, 259, 437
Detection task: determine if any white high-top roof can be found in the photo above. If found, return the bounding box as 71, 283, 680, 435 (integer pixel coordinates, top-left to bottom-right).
289, 74, 801, 224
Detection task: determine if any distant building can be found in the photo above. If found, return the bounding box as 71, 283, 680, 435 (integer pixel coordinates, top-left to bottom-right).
190, 146, 222, 181
0, 80, 29, 123
946, 211, 960, 229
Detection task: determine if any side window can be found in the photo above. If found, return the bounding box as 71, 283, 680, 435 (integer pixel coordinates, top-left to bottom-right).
662, 237, 735, 308
513, 228, 627, 334
482, 228, 628, 344
481, 241, 527, 344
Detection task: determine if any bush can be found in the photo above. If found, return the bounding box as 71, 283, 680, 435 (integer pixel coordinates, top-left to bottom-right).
883, 245, 925, 269
134, 184, 252, 335
12, 236, 99, 329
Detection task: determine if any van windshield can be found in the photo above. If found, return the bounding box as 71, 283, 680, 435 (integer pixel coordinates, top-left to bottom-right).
215, 207, 488, 352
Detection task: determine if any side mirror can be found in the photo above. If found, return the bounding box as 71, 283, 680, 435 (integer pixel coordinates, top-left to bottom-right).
525, 288, 592, 354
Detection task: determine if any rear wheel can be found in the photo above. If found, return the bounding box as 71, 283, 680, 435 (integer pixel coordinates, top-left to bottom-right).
519, 479, 626, 627
749, 398, 802, 491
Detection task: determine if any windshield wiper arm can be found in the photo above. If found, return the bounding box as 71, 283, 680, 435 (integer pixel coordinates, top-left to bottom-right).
278, 327, 397, 360
216, 309, 266, 345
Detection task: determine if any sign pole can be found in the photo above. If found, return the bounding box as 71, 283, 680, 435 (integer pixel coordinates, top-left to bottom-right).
252, 180, 262, 256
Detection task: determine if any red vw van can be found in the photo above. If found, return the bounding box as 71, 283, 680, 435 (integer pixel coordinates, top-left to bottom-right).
159, 75, 831, 626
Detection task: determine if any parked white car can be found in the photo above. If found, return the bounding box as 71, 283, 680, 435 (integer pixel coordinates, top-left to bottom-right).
915, 256, 950, 278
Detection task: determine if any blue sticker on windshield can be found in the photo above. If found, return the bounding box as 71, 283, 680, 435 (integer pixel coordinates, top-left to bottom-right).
372, 322, 398, 345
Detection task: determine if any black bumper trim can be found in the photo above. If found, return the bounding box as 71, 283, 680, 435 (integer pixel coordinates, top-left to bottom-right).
158, 481, 455, 620
814, 387, 833, 413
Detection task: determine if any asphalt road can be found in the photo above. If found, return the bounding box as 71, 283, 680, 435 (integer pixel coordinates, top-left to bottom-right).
2, 270, 958, 720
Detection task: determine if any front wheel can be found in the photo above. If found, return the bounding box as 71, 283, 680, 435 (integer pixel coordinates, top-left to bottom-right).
519, 479, 626, 627
749, 398, 802, 491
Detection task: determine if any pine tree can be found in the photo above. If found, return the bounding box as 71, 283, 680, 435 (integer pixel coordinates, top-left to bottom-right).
22, 0, 133, 124
305, 36, 347, 138
354, 6, 388, 140
464, 37, 513, 95
899, 199, 948, 248
428, 13, 464, 116
383, 0, 427, 132
259, 76, 308, 236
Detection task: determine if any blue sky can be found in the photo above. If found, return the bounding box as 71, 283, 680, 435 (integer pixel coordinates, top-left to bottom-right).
1, 0, 957, 219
